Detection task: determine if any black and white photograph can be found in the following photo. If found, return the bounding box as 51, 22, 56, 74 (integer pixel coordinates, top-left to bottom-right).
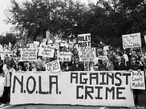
0, 0, 146, 109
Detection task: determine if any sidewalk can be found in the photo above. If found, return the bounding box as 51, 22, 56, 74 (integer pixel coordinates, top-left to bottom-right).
2, 105, 129, 109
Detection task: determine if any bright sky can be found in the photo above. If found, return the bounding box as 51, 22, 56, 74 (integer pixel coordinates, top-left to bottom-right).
0, 0, 97, 35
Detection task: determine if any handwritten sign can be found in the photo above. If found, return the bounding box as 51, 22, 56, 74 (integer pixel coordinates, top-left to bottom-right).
59, 42, 69, 52
78, 33, 91, 48
122, 33, 141, 49
131, 71, 145, 90
38, 45, 55, 57
45, 60, 61, 72
57, 52, 72, 62
20, 48, 37, 61
10, 71, 134, 107
78, 47, 96, 61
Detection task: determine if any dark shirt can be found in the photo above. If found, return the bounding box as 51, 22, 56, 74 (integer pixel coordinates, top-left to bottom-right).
70, 63, 84, 71
127, 62, 143, 70
113, 61, 126, 70
0, 63, 3, 74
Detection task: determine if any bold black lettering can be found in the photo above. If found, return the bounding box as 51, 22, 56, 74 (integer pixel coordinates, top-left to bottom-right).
117, 87, 126, 99
115, 73, 122, 86
100, 72, 107, 85
105, 87, 115, 99
12, 76, 23, 93
71, 73, 78, 83
85, 86, 93, 99
95, 86, 103, 99
80, 73, 88, 84
76, 85, 84, 99
39, 76, 47, 94
49, 76, 58, 94
26, 76, 36, 94
78, 36, 84, 41
123, 73, 130, 85
90, 73, 98, 85
107, 73, 114, 85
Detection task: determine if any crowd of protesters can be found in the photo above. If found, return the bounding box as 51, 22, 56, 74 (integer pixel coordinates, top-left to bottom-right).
0, 41, 146, 107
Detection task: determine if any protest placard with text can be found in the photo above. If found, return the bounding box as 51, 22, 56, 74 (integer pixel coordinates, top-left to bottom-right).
78, 33, 91, 48
38, 45, 55, 58
122, 33, 141, 49
45, 60, 61, 72
57, 52, 72, 62
11, 71, 134, 107
78, 47, 96, 61
131, 71, 145, 90
20, 48, 37, 61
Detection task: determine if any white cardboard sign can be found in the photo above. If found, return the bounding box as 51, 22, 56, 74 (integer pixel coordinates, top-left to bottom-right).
122, 33, 141, 49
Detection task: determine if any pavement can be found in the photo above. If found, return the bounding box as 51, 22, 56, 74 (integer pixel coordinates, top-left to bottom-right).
0, 90, 146, 109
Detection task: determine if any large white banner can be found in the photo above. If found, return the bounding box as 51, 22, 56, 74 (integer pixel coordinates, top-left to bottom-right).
11, 71, 134, 107
122, 33, 141, 49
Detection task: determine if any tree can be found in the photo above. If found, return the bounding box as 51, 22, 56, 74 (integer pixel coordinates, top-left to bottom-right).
0, 33, 16, 45
7, 0, 146, 48
8, 0, 87, 40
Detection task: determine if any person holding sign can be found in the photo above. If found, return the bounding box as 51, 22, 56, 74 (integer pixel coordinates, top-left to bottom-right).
127, 57, 143, 106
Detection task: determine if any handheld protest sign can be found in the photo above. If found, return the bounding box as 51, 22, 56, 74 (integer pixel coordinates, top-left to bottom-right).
57, 52, 72, 62
122, 33, 141, 49
20, 48, 38, 61
78, 33, 91, 48
59, 42, 69, 52
131, 70, 145, 90
78, 47, 96, 61
38, 44, 55, 58
45, 60, 61, 72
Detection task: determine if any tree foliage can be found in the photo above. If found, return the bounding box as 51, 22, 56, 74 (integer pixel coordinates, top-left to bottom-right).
0, 33, 16, 45
8, 0, 146, 47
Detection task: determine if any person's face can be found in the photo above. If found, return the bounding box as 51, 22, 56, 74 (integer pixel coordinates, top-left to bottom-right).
137, 52, 141, 57
74, 58, 79, 64
32, 63, 36, 68
65, 62, 69, 66
18, 65, 22, 70
117, 57, 121, 63
130, 58, 136, 64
